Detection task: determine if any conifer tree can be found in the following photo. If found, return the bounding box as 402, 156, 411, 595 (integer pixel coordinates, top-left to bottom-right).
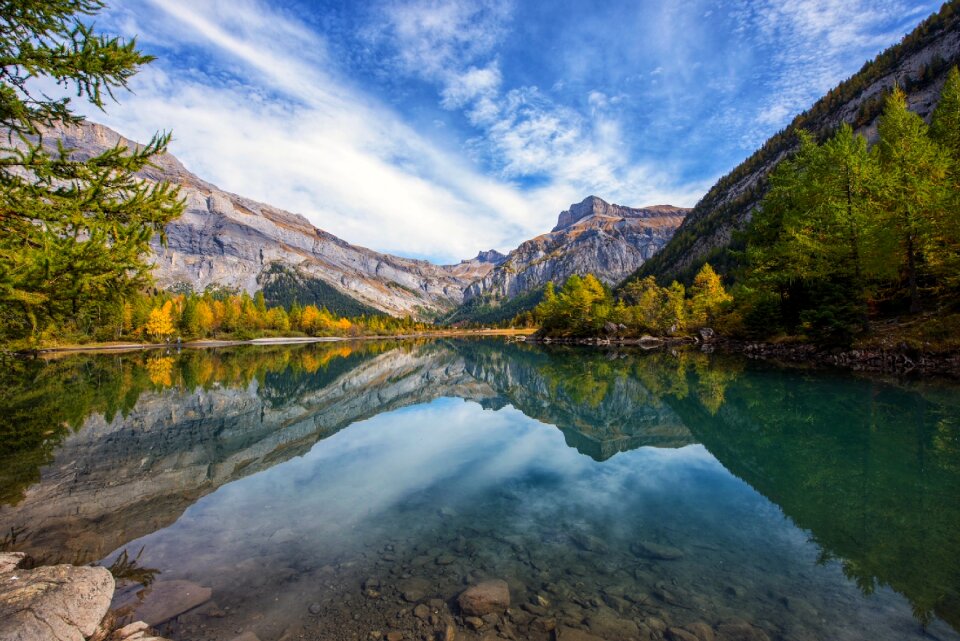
874, 88, 950, 312
929, 66, 960, 290
0, 0, 184, 341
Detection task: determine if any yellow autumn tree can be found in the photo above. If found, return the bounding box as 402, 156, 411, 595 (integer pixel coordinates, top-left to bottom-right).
196, 301, 215, 336
687, 263, 732, 328
145, 301, 175, 340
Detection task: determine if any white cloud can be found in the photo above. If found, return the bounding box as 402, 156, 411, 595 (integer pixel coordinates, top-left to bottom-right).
82, 0, 569, 262
367, 0, 708, 212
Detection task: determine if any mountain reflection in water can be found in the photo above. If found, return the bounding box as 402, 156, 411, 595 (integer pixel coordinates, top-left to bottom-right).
1, 339, 958, 641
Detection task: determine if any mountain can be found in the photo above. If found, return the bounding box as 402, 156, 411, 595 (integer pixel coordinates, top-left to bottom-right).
447, 196, 687, 323
51, 123, 682, 322
49, 122, 503, 318
634, 2, 960, 285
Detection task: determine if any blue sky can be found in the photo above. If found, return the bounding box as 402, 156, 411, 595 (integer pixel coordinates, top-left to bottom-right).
88, 0, 940, 263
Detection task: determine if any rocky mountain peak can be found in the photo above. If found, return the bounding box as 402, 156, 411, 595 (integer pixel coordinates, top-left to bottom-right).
551, 196, 689, 232
552, 195, 611, 231
472, 250, 508, 265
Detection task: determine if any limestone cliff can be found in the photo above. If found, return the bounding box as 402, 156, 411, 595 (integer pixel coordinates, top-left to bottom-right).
50, 122, 500, 318
464, 196, 687, 302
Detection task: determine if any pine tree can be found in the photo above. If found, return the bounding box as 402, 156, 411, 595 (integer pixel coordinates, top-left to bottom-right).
874, 88, 950, 312
929, 66, 960, 291
930, 66, 960, 158
0, 1, 184, 342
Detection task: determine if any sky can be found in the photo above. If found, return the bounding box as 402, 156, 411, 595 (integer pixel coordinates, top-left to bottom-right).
85, 0, 941, 264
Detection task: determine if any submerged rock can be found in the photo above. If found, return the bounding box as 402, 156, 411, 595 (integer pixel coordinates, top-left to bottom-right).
554, 626, 606, 641
457, 580, 510, 617
631, 541, 684, 560
715, 621, 770, 641
0, 563, 114, 641
123, 579, 212, 626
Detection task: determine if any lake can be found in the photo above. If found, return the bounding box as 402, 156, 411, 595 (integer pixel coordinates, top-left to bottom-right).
1, 339, 958, 641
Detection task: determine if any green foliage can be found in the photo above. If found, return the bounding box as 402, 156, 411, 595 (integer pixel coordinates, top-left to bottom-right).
724, 78, 960, 344
535, 274, 613, 336
537, 265, 730, 337
258, 264, 381, 318
442, 287, 544, 326
0, 0, 184, 342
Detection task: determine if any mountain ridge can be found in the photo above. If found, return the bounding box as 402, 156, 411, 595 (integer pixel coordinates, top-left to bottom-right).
633, 1, 960, 286
44, 122, 687, 321
464, 196, 688, 303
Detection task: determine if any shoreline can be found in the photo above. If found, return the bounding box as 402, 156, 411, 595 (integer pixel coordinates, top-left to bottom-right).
19, 329, 535, 357
525, 334, 960, 378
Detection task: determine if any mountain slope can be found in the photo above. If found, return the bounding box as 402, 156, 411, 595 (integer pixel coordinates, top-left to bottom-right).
464, 196, 687, 303
50, 122, 502, 318
635, 2, 960, 285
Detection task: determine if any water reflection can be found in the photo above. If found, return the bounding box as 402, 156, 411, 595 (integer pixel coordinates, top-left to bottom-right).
0, 340, 958, 640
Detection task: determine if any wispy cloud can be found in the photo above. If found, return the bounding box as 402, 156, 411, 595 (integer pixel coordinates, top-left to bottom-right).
88, 0, 563, 262
723, 0, 931, 147
82, 0, 939, 263
365, 0, 710, 209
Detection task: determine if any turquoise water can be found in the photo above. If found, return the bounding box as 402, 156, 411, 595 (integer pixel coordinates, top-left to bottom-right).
1, 339, 958, 641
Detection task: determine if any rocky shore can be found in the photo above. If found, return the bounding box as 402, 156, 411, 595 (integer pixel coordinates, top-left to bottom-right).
0, 552, 170, 641
525, 327, 960, 378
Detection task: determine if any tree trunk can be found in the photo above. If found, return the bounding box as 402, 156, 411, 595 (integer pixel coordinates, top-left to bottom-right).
907, 234, 921, 313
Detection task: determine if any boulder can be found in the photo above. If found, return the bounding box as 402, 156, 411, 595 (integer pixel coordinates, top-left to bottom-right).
0, 552, 27, 573
0, 563, 114, 641
603, 322, 619, 336
699, 327, 715, 341
457, 580, 510, 617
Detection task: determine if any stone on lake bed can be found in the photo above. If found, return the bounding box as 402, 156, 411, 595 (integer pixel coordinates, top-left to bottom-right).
125, 579, 212, 626
667, 627, 702, 641
457, 579, 510, 616
0, 563, 114, 641
630, 540, 684, 560
554, 626, 606, 641
683, 622, 716, 641
715, 621, 771, 641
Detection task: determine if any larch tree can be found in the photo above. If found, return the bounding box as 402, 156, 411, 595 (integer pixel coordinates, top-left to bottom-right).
929, 66, 960, 291
873, 88, 950, 312
0, 0, 184, 342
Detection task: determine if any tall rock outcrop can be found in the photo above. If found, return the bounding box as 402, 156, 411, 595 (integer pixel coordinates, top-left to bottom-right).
49, 122, 500, 318
464, 196, 687, 302
635, 3, 960, 284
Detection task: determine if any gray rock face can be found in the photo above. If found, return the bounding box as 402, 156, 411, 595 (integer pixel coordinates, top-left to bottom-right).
0, 563, 114, 641
49, 122, 494, 318
465, 196, 688, 301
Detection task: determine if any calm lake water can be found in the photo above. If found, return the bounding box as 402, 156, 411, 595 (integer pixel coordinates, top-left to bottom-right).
1, 339, 959, 641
